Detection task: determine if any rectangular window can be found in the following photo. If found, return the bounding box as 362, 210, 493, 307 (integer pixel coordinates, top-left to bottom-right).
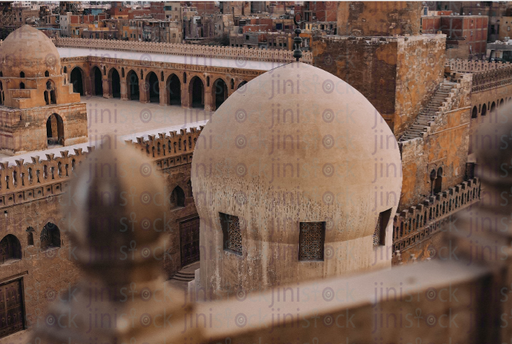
220, 213, 242, 255
373, 209, 392, 246
0, 278, 24, 339
299, 222, 325, 261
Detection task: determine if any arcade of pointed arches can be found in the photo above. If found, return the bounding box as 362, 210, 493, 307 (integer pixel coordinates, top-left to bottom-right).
65, 62, 256, 111
471, 97, 510, 119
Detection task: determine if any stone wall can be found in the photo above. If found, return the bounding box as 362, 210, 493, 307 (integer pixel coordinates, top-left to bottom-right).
394, 34, 446, 136
399, 73, 472, 209
337, 1, 422, 37
0, 127, 204, 339
311, 34, 445, 135
0, 103, 88, 154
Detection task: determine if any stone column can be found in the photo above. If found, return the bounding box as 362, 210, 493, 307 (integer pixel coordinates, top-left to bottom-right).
139, 78, 148, 103
204, 85, 213, 112
182, 78, 191, 109
121, 77, 128, 101
159, 81, 167, 106
102, 76, 111, 99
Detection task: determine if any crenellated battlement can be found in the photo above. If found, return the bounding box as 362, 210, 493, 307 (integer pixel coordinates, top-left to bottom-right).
447, 58, 511, 72
393, 178, 480, 254
45, 37, 314, 64
0, 126, 204, 206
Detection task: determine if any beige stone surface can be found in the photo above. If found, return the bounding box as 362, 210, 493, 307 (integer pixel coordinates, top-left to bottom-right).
192, 61, 403, 298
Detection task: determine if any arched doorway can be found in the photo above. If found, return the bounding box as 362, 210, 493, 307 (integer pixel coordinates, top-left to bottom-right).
110, 68, 121, 99
41, 223, 61, 250
91, 66, 103, 96
0, 234, 22, 264
190, 76, 204, 109
167, 74, 181, 105
46, 113, 64, 146
146, 72, 159, 103
213, 78, 228, 110
127, 70, 140, 101
70, 67, 84, 95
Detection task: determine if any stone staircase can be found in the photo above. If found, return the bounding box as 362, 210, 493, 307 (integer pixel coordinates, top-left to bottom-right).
171, 270, 195, 282
399, 80, 458, 142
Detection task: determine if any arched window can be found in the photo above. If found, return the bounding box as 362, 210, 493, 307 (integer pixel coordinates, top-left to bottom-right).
170, 186, 185, 208
434, 167, 443, 194
471, 106, 477, 119
19, 71, 25, 78
19, 82, 25, 89
0, 235, 22, 264
481, 104, 487, 117
122, 67, 125, 78
26, 227, 34, 246
46, 113, 64, 146
45, 70, 49, 77
46, 80, 56, 104
183, 72, 187, 84
63, 66, 67, 73
41, 222, 61, 250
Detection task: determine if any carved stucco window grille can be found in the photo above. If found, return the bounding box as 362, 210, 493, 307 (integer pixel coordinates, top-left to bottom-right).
299, 222, 325, 261
220, 213, 242, 256
373, 209, 392, 247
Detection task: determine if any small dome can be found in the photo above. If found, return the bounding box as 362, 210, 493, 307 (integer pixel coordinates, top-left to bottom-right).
192, 62, 402, 295
0, 25, 61, 78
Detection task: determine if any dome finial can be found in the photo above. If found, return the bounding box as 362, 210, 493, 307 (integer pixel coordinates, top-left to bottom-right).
293, 13, 303, 62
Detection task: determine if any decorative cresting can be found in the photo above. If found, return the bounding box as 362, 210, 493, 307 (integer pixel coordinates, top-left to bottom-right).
30, 136, 203, 344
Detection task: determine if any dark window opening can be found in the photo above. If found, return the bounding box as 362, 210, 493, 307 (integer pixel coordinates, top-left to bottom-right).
170, 186, 185, 208
298, 222, 325, 261
373, 209, 392, 246
220, 213, 242, 255
40, 222, 61, 250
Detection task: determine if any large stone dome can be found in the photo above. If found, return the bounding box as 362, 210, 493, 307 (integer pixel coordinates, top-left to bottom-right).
192, 62, 402, 296
0, 25, 61, 78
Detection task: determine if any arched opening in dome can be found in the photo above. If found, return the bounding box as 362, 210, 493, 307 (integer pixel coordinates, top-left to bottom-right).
70, 67, 84, 95
166, 73, 181, 106
19, 71, 24, 78
213, 78, 228, 110
146, 71, 160, 103
45, 80, 56, 104
471, 106, 478, 119
127, 70, 140, 101
190, 76, 204, 109
46, 113, 64, 146
109, 68, 121, 99
19, 82, 25, 89
41, 222, 61, 250
434, 167, 443, 194
26, 227, 34, 246
170, 186, 185, 208
0, 234, 22, 264
481, 103, 487, 117
45, 71, 49, 77
91, 66, 103, 96
373, 209, 392, 247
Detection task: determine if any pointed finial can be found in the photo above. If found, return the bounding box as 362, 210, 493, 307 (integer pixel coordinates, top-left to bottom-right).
293, 13, 303, 62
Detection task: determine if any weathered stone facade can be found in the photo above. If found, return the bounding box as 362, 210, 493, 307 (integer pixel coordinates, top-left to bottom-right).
312, 34, 446, 136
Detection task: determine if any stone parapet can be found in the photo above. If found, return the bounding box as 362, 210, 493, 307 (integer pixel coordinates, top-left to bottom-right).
43, 37, 314, 64
392, 178, 480, 253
